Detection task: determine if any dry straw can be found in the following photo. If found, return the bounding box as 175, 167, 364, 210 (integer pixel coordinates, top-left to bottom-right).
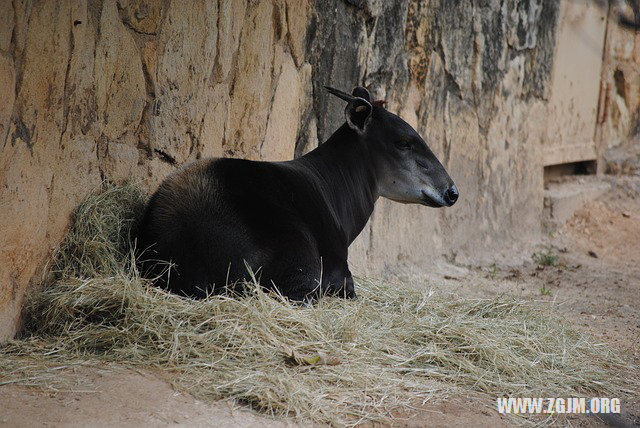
0, 183, 635, 426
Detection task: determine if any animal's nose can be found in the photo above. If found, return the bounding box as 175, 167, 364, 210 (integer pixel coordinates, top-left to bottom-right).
445, 185, 459, 206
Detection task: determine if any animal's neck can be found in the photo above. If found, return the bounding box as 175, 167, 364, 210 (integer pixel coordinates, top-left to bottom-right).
297, 124, 379, 245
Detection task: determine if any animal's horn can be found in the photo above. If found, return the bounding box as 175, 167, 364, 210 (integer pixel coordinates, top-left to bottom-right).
324, 86, 354, 103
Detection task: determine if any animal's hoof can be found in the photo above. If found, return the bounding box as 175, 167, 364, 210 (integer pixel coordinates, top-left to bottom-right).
343, 276, 356, 299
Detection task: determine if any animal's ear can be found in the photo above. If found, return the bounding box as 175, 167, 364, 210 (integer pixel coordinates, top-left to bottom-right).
345, 97, 373, 132
351, 86, 370, 102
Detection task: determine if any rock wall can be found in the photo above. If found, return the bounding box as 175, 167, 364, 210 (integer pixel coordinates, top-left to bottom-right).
0, 0, 561, 340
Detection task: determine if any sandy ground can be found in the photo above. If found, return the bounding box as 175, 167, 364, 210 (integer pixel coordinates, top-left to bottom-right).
1, 367, 290, 427
1, 175, 638, 427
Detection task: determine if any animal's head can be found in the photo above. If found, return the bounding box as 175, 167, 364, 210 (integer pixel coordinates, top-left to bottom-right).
326, 86, 458, 208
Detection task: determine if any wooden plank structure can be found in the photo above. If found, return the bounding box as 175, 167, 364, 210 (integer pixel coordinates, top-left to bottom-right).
544, 0, 607, 167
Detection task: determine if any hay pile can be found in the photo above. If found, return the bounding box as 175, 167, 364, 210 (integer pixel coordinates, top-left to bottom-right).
0, 184, 634, 426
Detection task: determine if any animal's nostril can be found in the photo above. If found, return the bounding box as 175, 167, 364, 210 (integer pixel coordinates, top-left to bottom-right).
446, 186, 459, 205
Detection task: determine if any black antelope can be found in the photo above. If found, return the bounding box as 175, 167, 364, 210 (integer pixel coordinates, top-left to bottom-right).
136, 86, 458, 301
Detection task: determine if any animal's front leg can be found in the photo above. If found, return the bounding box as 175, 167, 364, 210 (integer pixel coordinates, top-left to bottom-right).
322, 259, 356, 299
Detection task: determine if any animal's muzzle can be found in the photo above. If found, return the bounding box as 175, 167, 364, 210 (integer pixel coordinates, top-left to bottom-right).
444, 185, 459, 206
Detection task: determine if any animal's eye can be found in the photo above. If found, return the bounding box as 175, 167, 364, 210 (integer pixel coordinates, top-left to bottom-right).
395, 140, 411, 150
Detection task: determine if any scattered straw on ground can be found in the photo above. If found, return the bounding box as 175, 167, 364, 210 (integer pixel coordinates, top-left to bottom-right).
0, 184, 635, 426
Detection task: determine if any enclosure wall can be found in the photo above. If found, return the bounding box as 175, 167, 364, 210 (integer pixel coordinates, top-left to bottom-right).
0, 0, 564, 339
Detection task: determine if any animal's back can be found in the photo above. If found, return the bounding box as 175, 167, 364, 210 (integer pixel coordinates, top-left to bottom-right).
136, 158, 322, 298
136, 159, 264, 297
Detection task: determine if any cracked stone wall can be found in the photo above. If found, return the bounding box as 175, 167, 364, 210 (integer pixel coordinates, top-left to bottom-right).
0, 0, 561, 340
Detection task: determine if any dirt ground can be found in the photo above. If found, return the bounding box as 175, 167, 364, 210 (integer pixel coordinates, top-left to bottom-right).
1, 175, 638, 427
